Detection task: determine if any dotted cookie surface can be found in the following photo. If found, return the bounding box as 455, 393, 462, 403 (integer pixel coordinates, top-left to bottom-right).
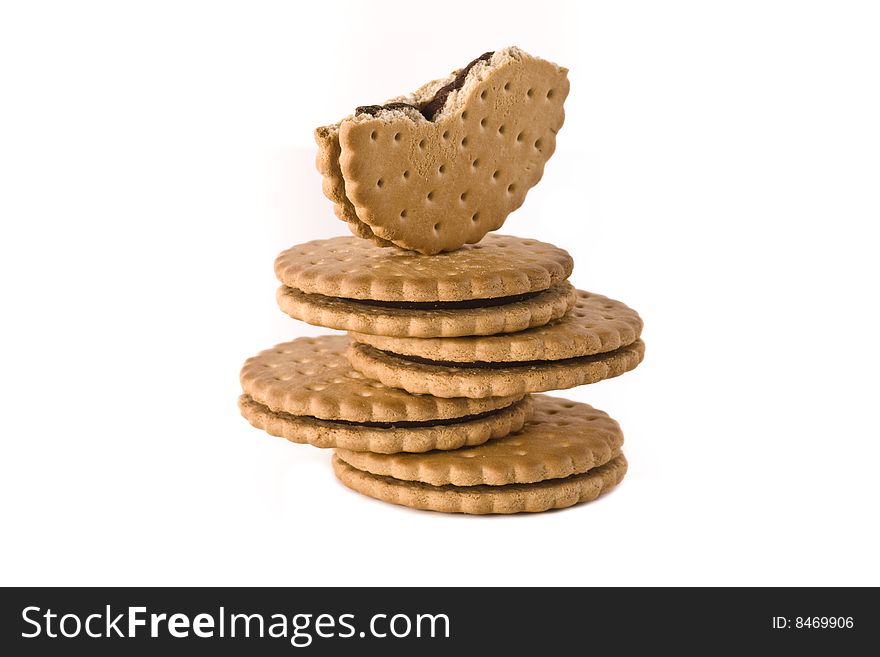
336, 395, 623, 485
239, 394, 533, 454
239, 335, 521, 423
278, 282, 576, 338
350, 290, 642, 360
337, 48, 569, 254
347, 339, 646, 399
274, 235, 573, 302
333, 453, 627, 515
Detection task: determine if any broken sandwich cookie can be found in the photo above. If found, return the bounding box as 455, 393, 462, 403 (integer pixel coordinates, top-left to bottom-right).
316, 47, 569, 254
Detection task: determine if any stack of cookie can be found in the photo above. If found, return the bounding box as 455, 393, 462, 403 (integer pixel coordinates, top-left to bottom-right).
239, 47, 645, 514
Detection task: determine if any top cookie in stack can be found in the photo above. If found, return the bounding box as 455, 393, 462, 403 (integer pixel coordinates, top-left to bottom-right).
240, 46, 644, 514
315, 47, 569, 254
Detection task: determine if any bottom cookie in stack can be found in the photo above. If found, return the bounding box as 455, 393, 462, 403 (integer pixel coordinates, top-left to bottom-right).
332, 395, 627, 514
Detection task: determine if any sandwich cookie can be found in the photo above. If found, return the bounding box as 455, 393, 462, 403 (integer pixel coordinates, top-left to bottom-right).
239, 335, 530, 454
275, 235, 575, 337
316, 47, 569, 254
333, 395, 627, 514
347, 291, 646, 398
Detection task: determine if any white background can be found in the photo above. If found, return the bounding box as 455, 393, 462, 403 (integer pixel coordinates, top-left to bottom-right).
2, 0, 878, 586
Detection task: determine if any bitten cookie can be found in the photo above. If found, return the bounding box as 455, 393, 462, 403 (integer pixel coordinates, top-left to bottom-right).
316, 47, 569, 254
274, 235, 575, 337
239, 335, 529, 453
333, 395, 628, 514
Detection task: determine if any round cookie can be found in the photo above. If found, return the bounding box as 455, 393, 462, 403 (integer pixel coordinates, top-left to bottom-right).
336, 395, 623, 485
332, 396, 628, 514
239, 394, 533, 454
333, 455, 626, 514
277, 281, 576, 338
333, 455, 626, 515
347, 339, 646, 399
349, 290, 642, 360
274, 234, 573, 303
240, 335, 522, 424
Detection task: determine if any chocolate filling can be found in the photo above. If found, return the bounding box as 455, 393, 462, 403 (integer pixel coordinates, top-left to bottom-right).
291, 288, 545, 310
354, 101, 421, 116
355, 51, 494, 121
379, 346, 637, 370
349, 290, 541, 311
254, 396, 520, 429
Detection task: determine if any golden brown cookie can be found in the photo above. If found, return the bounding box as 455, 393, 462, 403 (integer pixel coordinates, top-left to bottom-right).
347, 339, 646, 399
332, 396, 628, 514
274, 234, 573, 303
314, 124, 396, 248
333, 454, 626, 514
239, 394, 533, 454
277, 281, 576, 338
240, 335, 521, 423
349, 289, 642, 360
336, 395, 622, 485
317, 47, 569, 253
